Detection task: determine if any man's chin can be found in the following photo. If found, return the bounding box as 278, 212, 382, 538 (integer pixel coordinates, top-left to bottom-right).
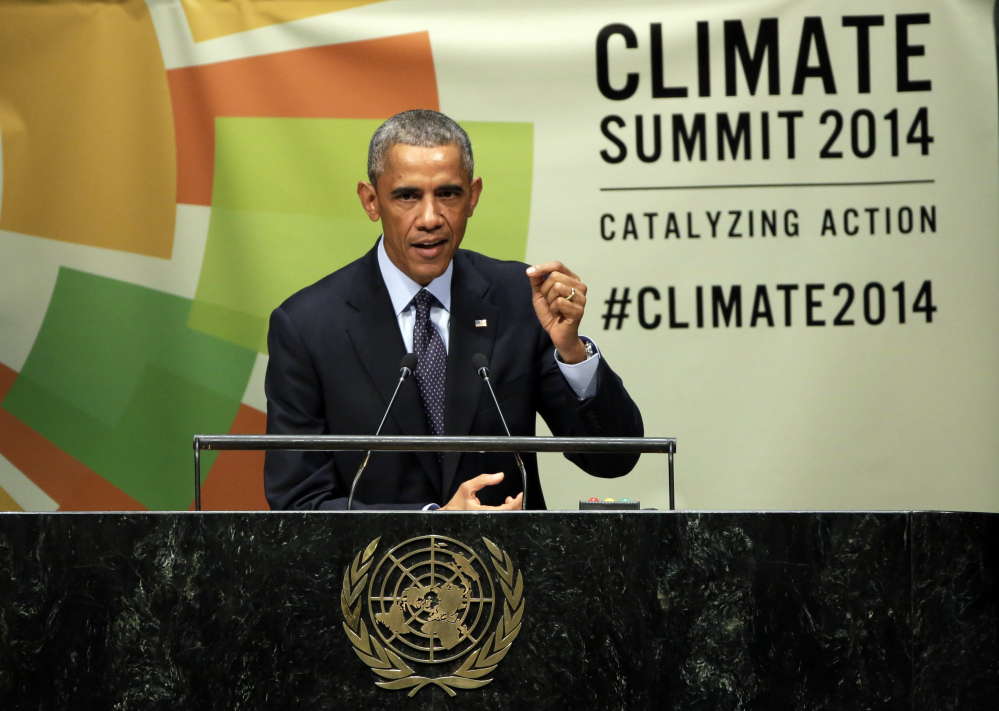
406, 260, 450, 286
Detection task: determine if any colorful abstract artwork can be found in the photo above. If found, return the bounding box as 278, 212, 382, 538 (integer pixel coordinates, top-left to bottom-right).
0, 2, 533, 511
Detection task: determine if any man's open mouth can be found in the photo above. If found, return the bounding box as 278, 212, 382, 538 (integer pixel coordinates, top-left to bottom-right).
412, 239, 448, 255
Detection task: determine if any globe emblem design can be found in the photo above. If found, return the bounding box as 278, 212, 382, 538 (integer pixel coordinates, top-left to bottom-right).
368, 535, 496, 664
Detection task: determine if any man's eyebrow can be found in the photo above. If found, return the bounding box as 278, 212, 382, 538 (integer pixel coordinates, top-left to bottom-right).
389, 186, 420, 197
436, 184, 464, 193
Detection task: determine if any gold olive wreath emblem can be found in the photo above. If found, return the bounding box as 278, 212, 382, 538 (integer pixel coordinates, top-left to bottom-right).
340, 535, 524, 697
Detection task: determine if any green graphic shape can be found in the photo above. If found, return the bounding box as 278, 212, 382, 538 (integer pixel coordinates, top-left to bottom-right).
188, 117, 534, 353
458, 121, 534, 263
2, 268, 256, 510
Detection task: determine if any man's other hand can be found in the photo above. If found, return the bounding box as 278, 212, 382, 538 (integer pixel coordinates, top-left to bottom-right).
527, 261, 587, 364
441, 472, 524, 511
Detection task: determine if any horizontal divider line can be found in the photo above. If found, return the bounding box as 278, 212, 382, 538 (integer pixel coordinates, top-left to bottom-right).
195, 434, 676, 454
600, 179, 935, 192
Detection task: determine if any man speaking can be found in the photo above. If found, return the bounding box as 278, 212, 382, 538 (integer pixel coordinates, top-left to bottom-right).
264, 110, 643, 511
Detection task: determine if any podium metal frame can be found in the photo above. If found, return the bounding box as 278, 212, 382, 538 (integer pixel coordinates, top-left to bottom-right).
192, 435, 676, 512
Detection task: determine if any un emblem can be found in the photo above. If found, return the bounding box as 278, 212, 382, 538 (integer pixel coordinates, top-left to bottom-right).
341, 535, 524, 696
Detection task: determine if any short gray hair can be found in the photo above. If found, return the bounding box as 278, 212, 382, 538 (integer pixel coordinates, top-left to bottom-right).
367, 109, 474, 185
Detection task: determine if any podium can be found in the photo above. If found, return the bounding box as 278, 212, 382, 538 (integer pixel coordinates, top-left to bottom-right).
0, 509, 996, 709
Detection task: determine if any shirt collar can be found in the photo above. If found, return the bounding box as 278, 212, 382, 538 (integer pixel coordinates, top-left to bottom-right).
376, 235, 453, 316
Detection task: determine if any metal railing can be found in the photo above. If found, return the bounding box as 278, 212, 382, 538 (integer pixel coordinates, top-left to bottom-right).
192, 435, 676, 511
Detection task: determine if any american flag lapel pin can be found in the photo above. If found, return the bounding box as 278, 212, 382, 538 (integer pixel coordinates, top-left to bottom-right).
475, 319, 488, 328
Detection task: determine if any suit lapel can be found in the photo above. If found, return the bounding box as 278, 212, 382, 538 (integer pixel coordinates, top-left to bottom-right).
442, 253, 498, 497
345, 246, 442, 496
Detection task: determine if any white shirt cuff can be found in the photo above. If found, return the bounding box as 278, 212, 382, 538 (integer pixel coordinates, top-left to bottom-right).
423, 503, 441, 511
555, 338, 601, 400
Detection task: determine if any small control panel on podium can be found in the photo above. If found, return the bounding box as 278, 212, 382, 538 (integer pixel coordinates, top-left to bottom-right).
579, 498, 641, 510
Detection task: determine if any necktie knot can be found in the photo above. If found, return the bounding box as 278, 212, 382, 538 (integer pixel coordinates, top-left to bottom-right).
412, 288, 439, 318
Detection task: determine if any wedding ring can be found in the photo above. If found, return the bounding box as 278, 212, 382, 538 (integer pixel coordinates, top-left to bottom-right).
566, 286, 575, 302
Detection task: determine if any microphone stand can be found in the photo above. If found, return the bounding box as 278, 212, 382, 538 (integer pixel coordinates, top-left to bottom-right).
476, 361, 528, 510
347, 359, 414, 510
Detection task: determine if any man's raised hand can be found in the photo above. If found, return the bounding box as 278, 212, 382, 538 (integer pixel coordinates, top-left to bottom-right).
526, 261, 587, 364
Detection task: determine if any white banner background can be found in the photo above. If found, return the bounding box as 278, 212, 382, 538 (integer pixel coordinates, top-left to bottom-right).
413, 0, 999, 511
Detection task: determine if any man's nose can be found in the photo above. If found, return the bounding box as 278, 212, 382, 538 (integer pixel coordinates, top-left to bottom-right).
416, 195, 444, 230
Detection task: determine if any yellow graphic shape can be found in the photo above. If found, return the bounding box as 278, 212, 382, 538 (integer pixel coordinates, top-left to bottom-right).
0, 0, 176, 258
180, 0, 387, 42
0, 486, 23, 512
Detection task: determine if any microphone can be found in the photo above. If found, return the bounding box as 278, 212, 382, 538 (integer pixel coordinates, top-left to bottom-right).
472, 353, 528, 510
347, 353, 418, 510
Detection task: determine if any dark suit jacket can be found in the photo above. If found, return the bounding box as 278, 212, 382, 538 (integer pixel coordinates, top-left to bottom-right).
264, 243, 644, 510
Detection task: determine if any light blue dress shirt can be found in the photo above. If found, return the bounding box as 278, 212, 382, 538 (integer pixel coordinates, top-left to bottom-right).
376, 237, 600, 399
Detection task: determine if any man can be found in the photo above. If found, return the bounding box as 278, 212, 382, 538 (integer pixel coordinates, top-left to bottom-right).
264, 110, 643, 510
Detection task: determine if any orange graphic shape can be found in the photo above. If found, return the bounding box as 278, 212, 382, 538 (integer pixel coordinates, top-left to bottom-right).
180, 0, 387, 43
0, 363, 24, 511
0, 363, 147, 512
167, 32, 439, 206
0, 0, 176, 258
194, 404, 269, 511
0, 362, 15, 401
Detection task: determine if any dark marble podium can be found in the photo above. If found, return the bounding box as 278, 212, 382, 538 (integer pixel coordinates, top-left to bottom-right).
0, 511, 996, 710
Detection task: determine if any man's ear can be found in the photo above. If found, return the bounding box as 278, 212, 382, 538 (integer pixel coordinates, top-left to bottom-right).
357, 181, 381, 222
467, 176, 483, 216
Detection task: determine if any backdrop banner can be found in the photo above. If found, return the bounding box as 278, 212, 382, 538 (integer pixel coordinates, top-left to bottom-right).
1, 0, 997, 512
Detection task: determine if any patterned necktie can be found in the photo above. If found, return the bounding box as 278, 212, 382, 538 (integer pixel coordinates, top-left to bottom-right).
411, 289, 447, 470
